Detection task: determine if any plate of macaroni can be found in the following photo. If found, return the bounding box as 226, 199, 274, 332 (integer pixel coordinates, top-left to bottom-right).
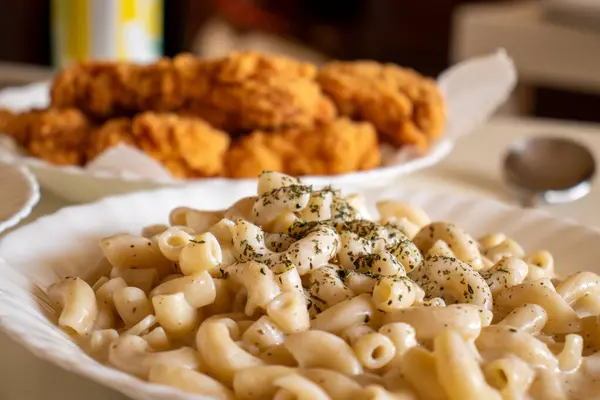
1, 171, 600, 400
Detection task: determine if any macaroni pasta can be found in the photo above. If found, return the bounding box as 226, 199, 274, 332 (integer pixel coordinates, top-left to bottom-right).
47, 170, 600, 399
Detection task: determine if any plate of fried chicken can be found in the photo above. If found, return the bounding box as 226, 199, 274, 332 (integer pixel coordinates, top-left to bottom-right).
0, 50, 515, 202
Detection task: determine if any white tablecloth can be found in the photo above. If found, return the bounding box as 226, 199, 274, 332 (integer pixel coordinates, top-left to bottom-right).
1, 116, 599, 399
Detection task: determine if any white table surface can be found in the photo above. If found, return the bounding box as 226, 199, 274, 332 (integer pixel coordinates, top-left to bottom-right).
1, 116, 599, 399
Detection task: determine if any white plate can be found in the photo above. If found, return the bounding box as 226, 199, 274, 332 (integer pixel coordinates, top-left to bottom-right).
0, 162, 39, 234
0, 51, 516, 203
0, 183, 598, 400
0, 82, 454, 203
0, 126, 454, 204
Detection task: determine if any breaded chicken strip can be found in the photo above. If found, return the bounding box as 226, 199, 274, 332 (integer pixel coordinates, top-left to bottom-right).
225, 118, 380, 178
318, 61, 445, 153
88, 113, 230, 178
51, 58, 184, 118
51, 52, 336, 130
179, 90, 336, 133
134, 113, 230, 178
175, 50, 317, 84
1, 108, 90, 165
174, 51, 336, 130
87, 118, 135, 161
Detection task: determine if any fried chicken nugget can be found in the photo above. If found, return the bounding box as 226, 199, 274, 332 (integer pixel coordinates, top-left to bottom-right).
317, 61, 446, 153
51, 61, 134, 118
175, 51, 335, 131
87, 118, 135, 161
51, 58, 184, 119
87, 113, 230, 178
128, 59, 185, 112
133, 113, 230, 178
0, 108, 15, 136
2, 108, 90, 165
225, 118, 380, 178
218, 50, 317, 80
174, 50, 316, 87
179, 80, 336, 132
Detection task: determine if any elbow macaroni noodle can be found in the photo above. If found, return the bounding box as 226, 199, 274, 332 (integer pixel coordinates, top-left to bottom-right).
47, 171, 600, 399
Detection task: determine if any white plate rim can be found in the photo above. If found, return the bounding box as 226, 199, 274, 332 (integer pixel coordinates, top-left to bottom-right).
0, 162, 40, 234
0, 136, 454, 186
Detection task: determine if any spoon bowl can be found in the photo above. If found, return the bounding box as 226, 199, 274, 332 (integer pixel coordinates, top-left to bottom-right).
503, 136, 596, 207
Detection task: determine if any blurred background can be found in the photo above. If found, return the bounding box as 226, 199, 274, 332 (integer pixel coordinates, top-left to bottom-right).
0, 0, 599, 123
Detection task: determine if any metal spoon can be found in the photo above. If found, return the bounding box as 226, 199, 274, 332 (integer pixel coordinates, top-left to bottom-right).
503, 136, 596, 207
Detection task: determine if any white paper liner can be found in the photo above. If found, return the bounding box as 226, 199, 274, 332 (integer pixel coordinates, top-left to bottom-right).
0, 50, 517, 186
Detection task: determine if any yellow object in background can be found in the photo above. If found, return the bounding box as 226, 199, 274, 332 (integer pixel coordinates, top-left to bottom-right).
51, 0, 163, 68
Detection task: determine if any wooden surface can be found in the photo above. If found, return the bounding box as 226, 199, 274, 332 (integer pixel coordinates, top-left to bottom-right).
0, 62, 53, 89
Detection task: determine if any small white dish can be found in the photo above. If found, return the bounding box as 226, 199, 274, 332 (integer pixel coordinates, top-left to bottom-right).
0, 162, 39, 234
0, 183, 598, 400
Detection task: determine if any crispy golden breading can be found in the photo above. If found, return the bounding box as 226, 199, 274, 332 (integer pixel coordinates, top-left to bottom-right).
51, 59, 184, 118
0, 108, 15, 136
215, 51, 317, 81
209, 76, 334, 131
51, 61, 133, 118
225, 118, 380, 178
175, 53, 335, 131
87, 113, 230, 178
225, 133, 291, 177
87, 118, 135, 161
178, 101, 236, 132
51, 52, 335, 130
128, 59, 184, 112
0, 109, 31, 145
317, 61, 446, 153
174, 52, 335, 131
8, 108, 91, 165
179, 84, 336, 132
173, 51, 316, 87
133, 113, 230, 178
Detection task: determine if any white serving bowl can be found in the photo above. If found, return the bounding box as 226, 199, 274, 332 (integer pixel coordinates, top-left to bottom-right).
0, 80, 453, 203
0, 134, 453, 204
0, 51, 516, 203
0, 183, 598, 400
